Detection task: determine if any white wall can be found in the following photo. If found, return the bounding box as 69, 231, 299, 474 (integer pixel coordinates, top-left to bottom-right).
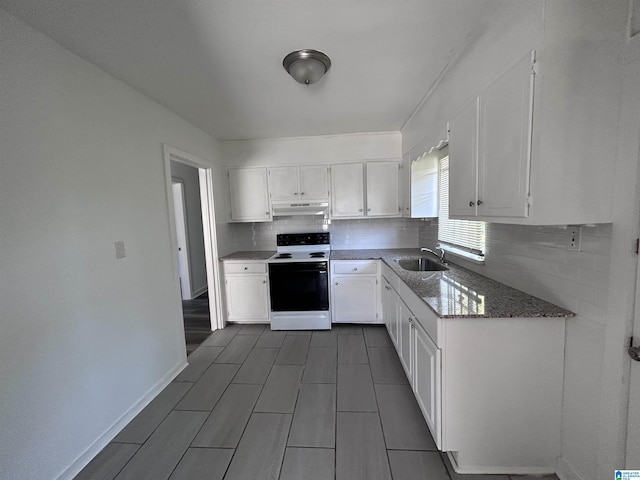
0, 10, 222, 480
170, 161, 208, 297
219, 131, 401, 167
408, 1, 637, 478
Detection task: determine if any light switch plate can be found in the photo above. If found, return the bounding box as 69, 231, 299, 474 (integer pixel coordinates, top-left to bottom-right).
115, 241, 126, 259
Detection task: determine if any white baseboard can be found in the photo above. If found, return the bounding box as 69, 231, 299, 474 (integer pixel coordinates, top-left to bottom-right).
556, 456, 586, 480
446, 451, 557, 475
190, 285, 208, 299
56, 360, 188, 480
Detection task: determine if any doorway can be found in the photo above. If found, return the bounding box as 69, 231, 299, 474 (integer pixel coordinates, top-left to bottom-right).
171, 180, 192, 300
163, 145, 223, 355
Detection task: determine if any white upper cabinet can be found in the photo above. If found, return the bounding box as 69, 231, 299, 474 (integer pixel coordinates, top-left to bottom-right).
448, 51, 534, 220
228, 167, 271, 222
477, 51, 533, 218
366, 161, 401, 217
331, 162, 365, 217
448, 98, 479, 217
298, 165, 329, 200
331, 161, 401, 219
268, 166, 298, 201
268, 165, 329, 202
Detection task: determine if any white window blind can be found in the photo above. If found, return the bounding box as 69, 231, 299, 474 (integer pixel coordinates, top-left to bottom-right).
438, 155, 485, 261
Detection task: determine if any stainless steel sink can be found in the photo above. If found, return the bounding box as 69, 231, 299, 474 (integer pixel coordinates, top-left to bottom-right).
394, 257, 448, 272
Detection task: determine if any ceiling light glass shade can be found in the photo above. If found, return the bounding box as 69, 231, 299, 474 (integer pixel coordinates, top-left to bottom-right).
283, 49, 331, 85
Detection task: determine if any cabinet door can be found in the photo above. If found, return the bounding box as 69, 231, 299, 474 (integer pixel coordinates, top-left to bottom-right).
332, 274, 379, 323
477, 52, 534, 218
413, 321, 442, 448
226, 275, 269, 321
268, 166, 299, 202
398, 301, 413, 381
299, 165, 329, 200
366, 161, 400, 217
228, 168, 271, 222
382, 279, 399, 347
448, 98, 479, 217
330, 163, 365, 217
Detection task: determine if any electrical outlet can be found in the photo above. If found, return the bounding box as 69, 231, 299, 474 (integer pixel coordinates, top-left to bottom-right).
568, 228, 582, 251
115, 241, 126, 259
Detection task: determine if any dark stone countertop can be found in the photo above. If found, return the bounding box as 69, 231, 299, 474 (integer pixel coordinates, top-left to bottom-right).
220, 250, 276, 261
331, 248, 574, 319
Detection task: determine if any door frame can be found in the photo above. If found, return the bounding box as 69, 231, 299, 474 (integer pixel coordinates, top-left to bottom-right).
163, 144, 224, 331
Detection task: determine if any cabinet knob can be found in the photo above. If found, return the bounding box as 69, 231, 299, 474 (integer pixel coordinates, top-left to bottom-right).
477, 199, 483, 205
335, 282, 339, 285
469, 201, 475, 207
262, 280, 266, 284
300, 192, 305, 195
243, 267, 248, 270
367, 208, 371, 212
353, 268, 358, 271
359, 209, 363, 212
294, 192, 298, 195
265, 212, 270, 215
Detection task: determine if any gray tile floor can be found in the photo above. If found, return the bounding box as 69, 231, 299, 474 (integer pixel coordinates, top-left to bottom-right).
75, 324, 559, 480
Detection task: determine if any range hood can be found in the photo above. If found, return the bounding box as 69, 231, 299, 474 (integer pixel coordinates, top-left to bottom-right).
272, 202, 329, 217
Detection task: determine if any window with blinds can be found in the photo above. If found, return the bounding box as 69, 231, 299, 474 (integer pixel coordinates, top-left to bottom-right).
438, 155, 486, 262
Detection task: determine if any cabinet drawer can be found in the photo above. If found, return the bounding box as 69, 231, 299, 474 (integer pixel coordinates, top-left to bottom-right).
224, 262, 267, 274
332, 260, 379, 275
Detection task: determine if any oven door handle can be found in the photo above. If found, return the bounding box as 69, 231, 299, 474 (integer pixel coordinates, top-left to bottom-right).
276, 269, 327, 274
270, 268, 327, 274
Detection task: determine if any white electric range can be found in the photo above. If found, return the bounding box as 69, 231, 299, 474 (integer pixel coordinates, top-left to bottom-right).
268, 233, 331, 330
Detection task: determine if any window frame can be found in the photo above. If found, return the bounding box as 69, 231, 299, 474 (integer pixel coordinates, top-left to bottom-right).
437, 148, 486, 264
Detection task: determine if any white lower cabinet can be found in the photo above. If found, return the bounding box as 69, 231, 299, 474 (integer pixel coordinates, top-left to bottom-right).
412, 319, 441, 447
382, 278, 399, 346
223, 261, 270, 323
398, 300, 414, 378
331, 260, 381, 324
382, 263, 565, 474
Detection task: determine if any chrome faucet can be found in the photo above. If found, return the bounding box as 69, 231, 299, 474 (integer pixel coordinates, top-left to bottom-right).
421, 246, 446, 264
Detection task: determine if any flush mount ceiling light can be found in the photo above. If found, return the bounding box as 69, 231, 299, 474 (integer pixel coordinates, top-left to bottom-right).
283, 49, 331, 85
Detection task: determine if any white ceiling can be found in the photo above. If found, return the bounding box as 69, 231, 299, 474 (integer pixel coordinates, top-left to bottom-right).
1, 0, 501, 141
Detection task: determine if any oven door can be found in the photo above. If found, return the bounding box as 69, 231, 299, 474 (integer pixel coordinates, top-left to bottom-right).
268, 261, 329, 312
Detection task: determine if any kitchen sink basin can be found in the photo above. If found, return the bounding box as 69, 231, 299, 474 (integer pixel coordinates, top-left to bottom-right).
394, 257, 448, 272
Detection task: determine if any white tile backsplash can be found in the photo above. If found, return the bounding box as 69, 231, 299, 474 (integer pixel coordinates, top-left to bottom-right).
421, 222, 612, 325
216, 216, 425, 254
